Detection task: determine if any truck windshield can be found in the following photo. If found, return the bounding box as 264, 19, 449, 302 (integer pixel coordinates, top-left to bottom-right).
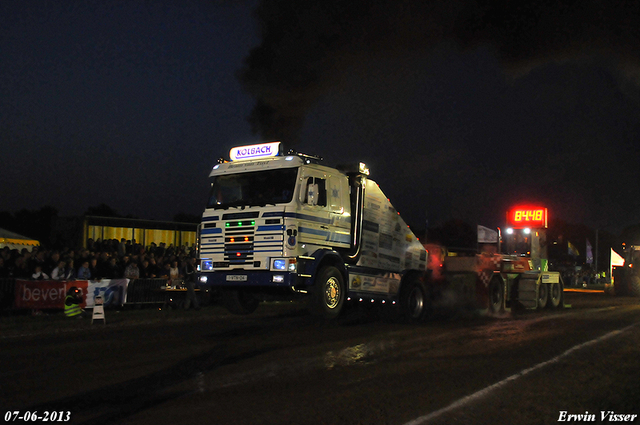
207, 168, 298, 209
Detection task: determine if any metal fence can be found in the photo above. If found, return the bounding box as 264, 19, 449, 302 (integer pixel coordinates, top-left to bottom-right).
125, 278, 169, 305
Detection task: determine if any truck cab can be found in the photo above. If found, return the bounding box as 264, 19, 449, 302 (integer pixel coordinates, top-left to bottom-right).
197, 142, 428, 319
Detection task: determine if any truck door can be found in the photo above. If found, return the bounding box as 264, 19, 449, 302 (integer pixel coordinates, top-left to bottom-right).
299, 171, 331, 247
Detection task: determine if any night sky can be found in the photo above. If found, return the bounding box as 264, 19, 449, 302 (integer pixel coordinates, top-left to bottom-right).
2, 0, 640, 234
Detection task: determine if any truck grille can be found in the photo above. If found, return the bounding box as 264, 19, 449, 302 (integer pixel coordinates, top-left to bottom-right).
200, 211, 284, 269
225, 229, 255, 264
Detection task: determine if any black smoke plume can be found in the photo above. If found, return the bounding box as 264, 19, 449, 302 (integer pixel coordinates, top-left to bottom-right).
238, 0, 640, 142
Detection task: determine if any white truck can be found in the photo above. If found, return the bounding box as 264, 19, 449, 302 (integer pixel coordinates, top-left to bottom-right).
197, 141, 428, 319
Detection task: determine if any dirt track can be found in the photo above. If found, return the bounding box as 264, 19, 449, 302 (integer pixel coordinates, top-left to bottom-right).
2, 291, 640, 425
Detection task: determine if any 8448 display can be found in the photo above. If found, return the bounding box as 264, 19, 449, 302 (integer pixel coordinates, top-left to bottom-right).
4, 411, 71, 422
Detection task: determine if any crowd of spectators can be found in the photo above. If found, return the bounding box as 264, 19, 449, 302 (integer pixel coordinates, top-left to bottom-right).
0, 238, 196, 283
562, 269, 603, 287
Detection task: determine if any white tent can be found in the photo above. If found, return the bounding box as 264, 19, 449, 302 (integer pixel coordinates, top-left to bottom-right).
610, 248, 625, 283
611, 248, 625, 267
0, 228, 40, 251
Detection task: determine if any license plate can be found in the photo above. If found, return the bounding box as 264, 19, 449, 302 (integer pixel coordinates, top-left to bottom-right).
226, 275, 247, 282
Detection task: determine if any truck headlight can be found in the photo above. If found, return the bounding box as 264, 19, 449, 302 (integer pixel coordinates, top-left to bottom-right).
272, 258, 297, 272
201, 259, 213, 271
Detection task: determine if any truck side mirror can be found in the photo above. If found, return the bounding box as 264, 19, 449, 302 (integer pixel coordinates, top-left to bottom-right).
307, 183, 319, 206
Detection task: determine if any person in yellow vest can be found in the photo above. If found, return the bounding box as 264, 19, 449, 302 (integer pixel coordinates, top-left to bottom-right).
64, 286, 84, 318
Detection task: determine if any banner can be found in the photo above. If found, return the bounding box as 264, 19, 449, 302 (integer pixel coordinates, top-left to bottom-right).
586, 239, 593, 265
14, 280, 88, 310
85, 279, 129, 308
568, 241, 580, 257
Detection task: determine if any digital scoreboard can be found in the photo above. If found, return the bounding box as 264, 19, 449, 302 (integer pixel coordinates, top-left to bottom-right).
506, 206, 548, 229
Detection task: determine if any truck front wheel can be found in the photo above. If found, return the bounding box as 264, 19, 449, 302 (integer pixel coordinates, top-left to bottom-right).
309, 266, 345, 319
537, 283, 549, 309
548, 280, 563, 309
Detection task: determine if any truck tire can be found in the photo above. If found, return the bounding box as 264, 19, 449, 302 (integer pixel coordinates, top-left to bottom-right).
309, 266, 345, 319
488, 277, 504, 314
222, 289, 260, 315
399, 278, 429, 322
548, 280, 563, 309
537, 283, 549, 309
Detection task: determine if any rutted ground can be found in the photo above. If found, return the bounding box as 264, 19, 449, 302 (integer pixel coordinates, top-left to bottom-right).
2, 293, 639, 425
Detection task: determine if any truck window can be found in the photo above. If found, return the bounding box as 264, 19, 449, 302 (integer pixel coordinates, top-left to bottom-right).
328, 176, 342, 212
303, 177, 327, 207
207, 168, 297, 209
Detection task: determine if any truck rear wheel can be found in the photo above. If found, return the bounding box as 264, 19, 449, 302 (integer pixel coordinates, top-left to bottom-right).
400, 278, 429, 322
548, 280, 563, 309
309, 266, 345, 319
537, 283, 549, 309
222, 289, 260, 315
488, 277, 504, 314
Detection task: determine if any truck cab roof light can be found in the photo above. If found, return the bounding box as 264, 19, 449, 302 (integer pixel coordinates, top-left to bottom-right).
359, 162, 370, 175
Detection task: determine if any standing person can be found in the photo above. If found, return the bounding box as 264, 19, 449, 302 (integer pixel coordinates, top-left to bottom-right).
0, 257, 8, 278
96, 252, 110, 278
11, 256, 30, 278
51, 260, 68, 280
64, 286, 84, 318
181, 257, 200, 310
156, 242, 166, 259
32, 265, 50, 280
77, 260, 92, 280
44, 251, 60, 276
169, 260, 181, 286
29, 250, 46, 276
117, 238, 126, 258
65, 259, 76, 280
159, 262, 171, 279
139, 260, 153, 278
124, 261, 140, 280
147, 258, 159, 278
104, 257, 121, 279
